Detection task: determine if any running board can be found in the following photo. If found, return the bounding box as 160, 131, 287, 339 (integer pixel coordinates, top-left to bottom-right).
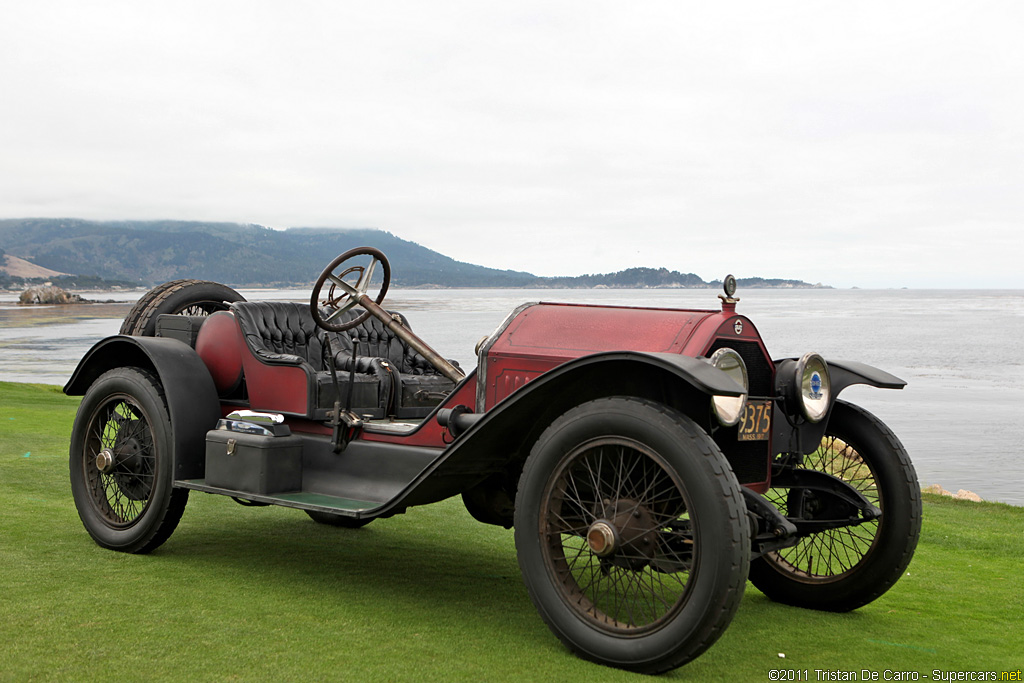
176, 479, 380, 518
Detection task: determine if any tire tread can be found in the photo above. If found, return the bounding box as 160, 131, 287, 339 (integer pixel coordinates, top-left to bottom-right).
121, 279, 243, 337
69, 367, 188, 554
749, 400, 920, 611
515, 396, 750, 674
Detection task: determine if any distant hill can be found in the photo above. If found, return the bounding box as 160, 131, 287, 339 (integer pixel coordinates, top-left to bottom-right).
0, 219, 538, 288
1, 254, 68, 279
0, 219, 825, 289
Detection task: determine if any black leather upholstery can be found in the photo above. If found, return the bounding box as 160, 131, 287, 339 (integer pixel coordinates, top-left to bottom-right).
330, 311, 443, 376
233, 302, 329, 367
231, 302, 456, 419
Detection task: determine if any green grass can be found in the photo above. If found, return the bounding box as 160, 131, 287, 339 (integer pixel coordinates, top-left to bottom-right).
1, 381, 1021, 681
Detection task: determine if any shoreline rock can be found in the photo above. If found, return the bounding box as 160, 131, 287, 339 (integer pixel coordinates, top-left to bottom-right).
922, 483, 983, 502
17, 285, 115, 305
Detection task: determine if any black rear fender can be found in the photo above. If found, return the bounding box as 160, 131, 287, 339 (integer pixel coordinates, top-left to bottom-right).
64, 335, 220, 479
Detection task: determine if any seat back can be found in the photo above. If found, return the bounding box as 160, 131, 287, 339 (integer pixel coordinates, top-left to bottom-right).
230, 301, 455, 420
231, 302, 416, 370
341, 311, 439, 373
231, 302, 328, 367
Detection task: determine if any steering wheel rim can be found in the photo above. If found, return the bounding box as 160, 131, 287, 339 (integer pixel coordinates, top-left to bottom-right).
310, 247, 391, 332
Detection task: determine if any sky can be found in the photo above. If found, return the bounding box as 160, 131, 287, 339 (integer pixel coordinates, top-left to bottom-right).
1, 1, 1021, 288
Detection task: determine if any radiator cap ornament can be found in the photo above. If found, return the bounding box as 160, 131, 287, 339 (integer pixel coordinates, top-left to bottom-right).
719, 274, 740, 307
723, 274, 737, 298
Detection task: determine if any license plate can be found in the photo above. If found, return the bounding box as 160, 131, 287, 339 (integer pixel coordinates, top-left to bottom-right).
738, 399, 772, 442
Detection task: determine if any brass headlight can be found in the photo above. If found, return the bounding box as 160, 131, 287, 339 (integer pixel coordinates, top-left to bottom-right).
709, 348, 749, 427
795, 352, 831, 423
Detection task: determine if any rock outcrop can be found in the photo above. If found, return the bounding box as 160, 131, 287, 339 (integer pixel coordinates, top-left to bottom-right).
18, 286, 86, 305
922, 483, 983, 501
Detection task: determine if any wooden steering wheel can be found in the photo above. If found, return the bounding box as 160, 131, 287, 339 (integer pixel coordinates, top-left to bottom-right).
310, 247, 391, 332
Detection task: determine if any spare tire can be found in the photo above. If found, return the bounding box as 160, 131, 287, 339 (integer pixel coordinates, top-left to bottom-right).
120, 280, 245, 337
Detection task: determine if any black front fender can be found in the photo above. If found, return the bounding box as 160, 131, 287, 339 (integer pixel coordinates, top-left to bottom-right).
64, 335, 220, 479
827, 359, 906, 394
772, 357, 905, 456
379, 350, 742, 513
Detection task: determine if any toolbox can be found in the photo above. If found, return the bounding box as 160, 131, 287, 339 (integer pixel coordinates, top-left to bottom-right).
205, 426, 303, 495
155, 314, 207, 348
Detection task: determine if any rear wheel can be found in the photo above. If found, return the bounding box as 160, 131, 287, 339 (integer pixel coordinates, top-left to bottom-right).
749, 400, 921, 611
69, 368, 188, 553
514, 397, 749, 674
120, 280, 244, 336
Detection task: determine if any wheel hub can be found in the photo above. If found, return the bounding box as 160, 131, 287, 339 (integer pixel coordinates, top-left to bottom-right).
788, 487, 858, 523
586, 498, 658, 570
109, 427, 152, 501
95, 448, 115, 474
586, 521, 618, 557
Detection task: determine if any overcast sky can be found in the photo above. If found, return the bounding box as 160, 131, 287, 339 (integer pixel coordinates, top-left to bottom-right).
1, 1, 1021, 288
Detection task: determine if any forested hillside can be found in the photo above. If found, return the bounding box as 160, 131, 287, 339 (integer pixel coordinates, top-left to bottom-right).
0, 219, 823, 289
0, 219, 535, 287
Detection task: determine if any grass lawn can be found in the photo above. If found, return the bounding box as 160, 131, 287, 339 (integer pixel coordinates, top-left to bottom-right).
1, 381, 1021, 681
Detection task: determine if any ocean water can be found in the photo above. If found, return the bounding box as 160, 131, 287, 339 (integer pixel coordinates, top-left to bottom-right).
1, 287, 1021, 505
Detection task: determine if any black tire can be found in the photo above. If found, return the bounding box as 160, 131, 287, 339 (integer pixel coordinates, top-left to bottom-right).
748, 400, 921, 612
514, 397, 750, 674
118, 282, 170, 334
69, 367, 188, 553
305, 510, 373, 528
120, 279, 245, 336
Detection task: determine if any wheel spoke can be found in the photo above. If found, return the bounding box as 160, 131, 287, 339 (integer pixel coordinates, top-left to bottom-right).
614, 447, 644, 501
769, 433, 881, 578
551, 511, 590, 535
82, 395, 154, 527
541, 436, 693, 633
561, 473, 596, 527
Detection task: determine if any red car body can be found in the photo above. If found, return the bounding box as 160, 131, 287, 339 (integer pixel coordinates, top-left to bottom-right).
63, 250, 920, 674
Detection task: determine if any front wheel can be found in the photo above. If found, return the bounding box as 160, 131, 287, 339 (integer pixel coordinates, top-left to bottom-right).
749, 400, 921, 611
69, 368, 188, 553
514, 397, 750, 674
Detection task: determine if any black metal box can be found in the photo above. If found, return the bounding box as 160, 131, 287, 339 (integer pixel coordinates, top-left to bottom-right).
155, 314, 207, 348
205, 430, 303, 495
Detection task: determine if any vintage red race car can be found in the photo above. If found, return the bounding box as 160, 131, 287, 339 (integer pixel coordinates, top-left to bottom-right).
64, 247, 921, 674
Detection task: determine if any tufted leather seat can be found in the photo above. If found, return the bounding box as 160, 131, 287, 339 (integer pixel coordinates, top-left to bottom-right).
230, 302, 457, 419
336, 311, 447, 376
232, 302, 329, 367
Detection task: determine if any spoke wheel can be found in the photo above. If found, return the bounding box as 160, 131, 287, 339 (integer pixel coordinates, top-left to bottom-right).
70, 368, 188, 553
91, 398, 156, 521
542, 437, 693, 634
749, 400, 921, 611
515, 397, 749, 674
